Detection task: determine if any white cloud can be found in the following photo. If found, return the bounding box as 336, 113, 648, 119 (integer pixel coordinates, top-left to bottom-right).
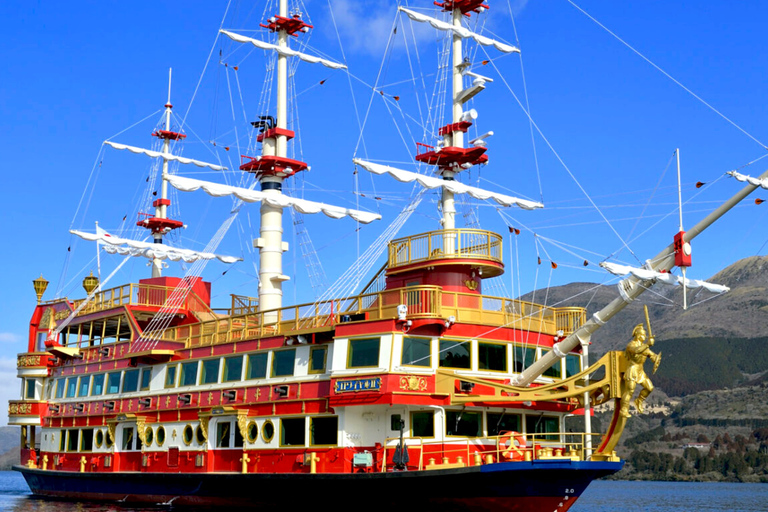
326, 0, 426, 56
0, 333, 21, 344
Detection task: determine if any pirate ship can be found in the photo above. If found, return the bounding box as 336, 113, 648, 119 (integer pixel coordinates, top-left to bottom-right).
11, 1, 767, 510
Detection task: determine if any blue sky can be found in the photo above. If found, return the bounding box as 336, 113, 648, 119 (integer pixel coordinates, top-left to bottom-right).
1, 0, 767, 423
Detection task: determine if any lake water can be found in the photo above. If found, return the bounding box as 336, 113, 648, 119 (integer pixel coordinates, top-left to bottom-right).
0, 471, 765, 511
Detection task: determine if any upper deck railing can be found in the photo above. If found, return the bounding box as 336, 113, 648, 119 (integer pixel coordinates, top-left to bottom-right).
155, 285, 586, 348
49, 283, 214, 318
388, 229, 502, 268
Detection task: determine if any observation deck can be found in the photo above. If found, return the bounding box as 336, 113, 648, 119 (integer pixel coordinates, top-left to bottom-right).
387, 228, 504, 278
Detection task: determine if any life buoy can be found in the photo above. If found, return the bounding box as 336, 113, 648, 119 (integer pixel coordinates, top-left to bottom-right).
498, 431, 527, 460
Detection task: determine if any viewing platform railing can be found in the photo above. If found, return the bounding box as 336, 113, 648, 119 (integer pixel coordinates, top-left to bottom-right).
388, 228, 503, 268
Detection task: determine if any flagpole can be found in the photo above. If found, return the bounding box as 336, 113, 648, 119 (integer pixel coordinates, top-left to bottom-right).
95, 221, 102, 281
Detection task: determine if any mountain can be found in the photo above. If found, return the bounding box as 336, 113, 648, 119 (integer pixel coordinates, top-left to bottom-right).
521, 256, 768, 353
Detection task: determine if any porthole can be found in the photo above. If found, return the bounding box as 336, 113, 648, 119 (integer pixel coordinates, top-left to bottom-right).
95, 430, 104, 448
195, 425, 206, 445
156, 426, 166, 447
105, 430, 114, 448
182, 424, 194, 446
246, 421, 258, 443
145, 427, 154, 447
262, 420, 275, 443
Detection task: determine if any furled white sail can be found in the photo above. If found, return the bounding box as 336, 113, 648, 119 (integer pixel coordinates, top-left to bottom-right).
727, 170, 768, 189
220, 30, 347, 70
71, 230, 241, 264
166, 175, 381, 224
398, 8, 520, 54
600, 262, 729, 293
353, 159, 543, 210
104, 141, 228, 171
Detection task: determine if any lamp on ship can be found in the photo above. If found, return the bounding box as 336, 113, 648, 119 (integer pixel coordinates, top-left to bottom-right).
82, 271, 99, 295
33, 275, 48, 304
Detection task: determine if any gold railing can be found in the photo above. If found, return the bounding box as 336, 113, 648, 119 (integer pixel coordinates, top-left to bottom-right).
388, 229, 502, 268
68, 283, 214, 317
379, 432, 605, 472
155, 285, 585, 348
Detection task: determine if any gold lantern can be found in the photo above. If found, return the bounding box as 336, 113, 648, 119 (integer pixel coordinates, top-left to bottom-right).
33, 275, 49, 304
82, 271, 100, 295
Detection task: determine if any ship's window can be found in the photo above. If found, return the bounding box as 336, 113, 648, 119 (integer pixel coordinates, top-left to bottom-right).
280, 417, 305, 447
513, 346, 536, 373
91, 374, 105, 396
309, 346, 327, 374
246, 422, 258, 443
538, 350, 562, 379
140, 368, 152, 390
390, 414, 404, 432
347, 338, 380, 368
478, 342, 507, 372
526, 415, 559, 442
310, 416, 338, 446
272, 349, 296, 377
195, 425, 206, 445
223, 356, 244, 382
247, 353, 268, 379
565, 354, 582, 379
411, 411, 435, 438
122, 427, 135, 451
446, 410, 483, 437
215, 420, 243, 448
59, 429, 66, 452
106, 372, 121, 394
25, 379, 36, 399
182, 424, 194, 446
402, 337, 431, 367
156, 426, 166, 447
216, 421, 231, 448
122, 369, 140, 393
262, 420, 275, 443
438, 340, 471, 369
200, 359, 220, 385
180, 362, 199, 387
77, 376, 90, 397
487, 413, 522, 437
165, 365, 178, 388
66, 429, 79, 451
81, 429, 94, 452
94, 430, 104, 448
66, 377, 77, 398
144, 427, 153, 447
55, 378, 65, 399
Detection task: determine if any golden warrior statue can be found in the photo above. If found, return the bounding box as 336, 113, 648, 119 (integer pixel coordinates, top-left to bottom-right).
620, 322, 661, 418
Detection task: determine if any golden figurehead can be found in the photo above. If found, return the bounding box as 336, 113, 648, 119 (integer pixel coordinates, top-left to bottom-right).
620, 323, 661, 418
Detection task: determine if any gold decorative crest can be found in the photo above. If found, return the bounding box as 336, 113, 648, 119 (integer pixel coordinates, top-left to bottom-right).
399, 375, 427, 391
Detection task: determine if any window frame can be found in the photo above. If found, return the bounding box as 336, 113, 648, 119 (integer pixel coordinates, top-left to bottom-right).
401, 337, 432, 368
347, 338, 380, 369
438, 339, 472, 369
271, 349, 296, 378
477, 341, 508, 373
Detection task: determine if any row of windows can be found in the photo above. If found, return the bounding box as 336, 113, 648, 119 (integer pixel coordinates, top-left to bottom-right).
398, 338, 582, 379
52, 416, 339, 453
48, 347, 330, 400
165, 346, 327, 388
53, 368, 152, 399
404, 411, 560, 441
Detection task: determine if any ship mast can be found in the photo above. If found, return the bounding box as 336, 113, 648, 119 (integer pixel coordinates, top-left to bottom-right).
243, 0, 314, 321
137, 68, 187, 278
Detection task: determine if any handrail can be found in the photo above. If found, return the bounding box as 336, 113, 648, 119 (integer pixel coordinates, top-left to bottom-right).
388, 228, 503, 268
154, 286, 586, 348
379, 432, 606, 471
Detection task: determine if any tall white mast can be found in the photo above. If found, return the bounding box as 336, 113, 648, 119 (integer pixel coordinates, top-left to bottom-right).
152, 68, 174, 278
